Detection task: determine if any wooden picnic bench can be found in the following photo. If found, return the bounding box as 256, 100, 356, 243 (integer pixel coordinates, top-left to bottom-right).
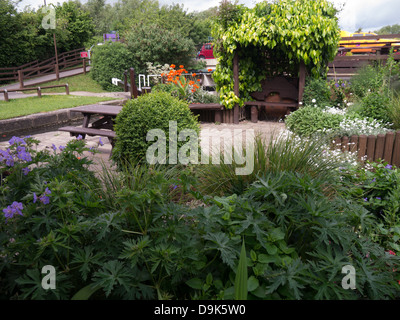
58, 104, 122, 148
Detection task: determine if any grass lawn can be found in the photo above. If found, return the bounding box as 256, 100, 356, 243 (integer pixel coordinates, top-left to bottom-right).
0, 95, 120, 120
23, 73, 106, 93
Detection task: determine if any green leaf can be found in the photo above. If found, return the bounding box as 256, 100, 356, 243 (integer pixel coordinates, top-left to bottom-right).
186, 278, 203, 290
266, 243, 278, 255
247, 276, 259, 292
71, 283, 101, 300
235, 239, 248, 300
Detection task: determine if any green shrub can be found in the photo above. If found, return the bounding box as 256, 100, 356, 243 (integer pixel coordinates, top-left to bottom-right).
358, 91, 391, 124
90, 42, 134, 91
112, 92, 200, 167
285, 106, 343, 137
350, 64, 386, 99
388, 93, 400, 129
302, 77, 333, 107
124, 23, 196, 75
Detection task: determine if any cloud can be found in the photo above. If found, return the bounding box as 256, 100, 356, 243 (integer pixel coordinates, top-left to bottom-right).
330, 0, 400, 32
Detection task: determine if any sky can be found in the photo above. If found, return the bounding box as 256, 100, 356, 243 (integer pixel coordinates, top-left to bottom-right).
15, 0, 400, 33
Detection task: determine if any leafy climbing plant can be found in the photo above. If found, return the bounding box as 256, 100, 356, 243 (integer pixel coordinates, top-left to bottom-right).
211, 0, 341, 109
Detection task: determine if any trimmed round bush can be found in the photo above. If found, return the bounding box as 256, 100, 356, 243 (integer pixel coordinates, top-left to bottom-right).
112, 92, 200, 167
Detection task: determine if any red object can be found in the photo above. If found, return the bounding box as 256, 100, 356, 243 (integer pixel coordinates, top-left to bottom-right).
197, 43, 214, 59
80, 51, 88, 58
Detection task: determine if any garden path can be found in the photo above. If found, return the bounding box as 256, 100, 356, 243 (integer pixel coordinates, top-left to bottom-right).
0, 120, 286, 173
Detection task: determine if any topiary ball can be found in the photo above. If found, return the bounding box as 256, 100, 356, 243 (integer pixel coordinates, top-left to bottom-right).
112, 91, 200, 167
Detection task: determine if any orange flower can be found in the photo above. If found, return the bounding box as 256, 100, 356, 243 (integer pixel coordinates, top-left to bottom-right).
179, 65, 184, 69
170, 64, 176, 69
197, 79, 201, 82
208, 68, 212, 72
192, 73, 197, 77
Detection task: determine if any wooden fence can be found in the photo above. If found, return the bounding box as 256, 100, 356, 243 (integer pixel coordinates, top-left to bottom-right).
329, 33, 400, 79
0, 84, 69, 102
333, 131, 400, 166
0, 48, 86, 87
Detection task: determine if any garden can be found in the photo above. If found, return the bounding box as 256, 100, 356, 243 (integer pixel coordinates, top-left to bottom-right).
1, 0, 400, 300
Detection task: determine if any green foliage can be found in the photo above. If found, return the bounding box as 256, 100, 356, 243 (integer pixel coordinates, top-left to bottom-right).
1, 134, 400, 300
0, 1, 95, 69
196, 133, 347, 196
302, 77, 333, 107
124, 23, 196, 75
211, 0, 340, 109
358, 91, 391, 124
112, 92, 200, 167
234, 239, 248, 300
374, 24, 400, 35
285, 106, 343, 137
90, 42, 134, 91
350, 65, 387, 99
54, 1, 95, 51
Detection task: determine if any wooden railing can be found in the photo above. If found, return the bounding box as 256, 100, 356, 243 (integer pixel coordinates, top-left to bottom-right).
0, 84, 69, 102
333, 131, 400, 166
0, 48, 86, 86
329, 33, 400, 78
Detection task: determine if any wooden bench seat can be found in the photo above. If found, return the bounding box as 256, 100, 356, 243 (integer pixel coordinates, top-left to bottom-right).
59, 126, 117, 149
58, 126, 116, 138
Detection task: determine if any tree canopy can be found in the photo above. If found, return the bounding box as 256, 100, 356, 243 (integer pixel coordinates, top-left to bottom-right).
0, 0, 94, 68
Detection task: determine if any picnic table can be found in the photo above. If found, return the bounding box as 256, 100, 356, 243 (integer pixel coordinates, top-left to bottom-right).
58, 104, 122, 148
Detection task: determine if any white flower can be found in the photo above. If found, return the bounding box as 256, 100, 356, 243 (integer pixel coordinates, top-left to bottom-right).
312, 99, 316, 103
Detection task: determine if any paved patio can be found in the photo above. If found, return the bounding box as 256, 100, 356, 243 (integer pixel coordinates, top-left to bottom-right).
0, 120, 286, 173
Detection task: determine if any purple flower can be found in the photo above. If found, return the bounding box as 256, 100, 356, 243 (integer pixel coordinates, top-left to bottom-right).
99, 137, 104, 146
39, 195, 50, 205
363, 197, 368, 202
22, 167, 30, 176
372, 178, 376, 182
37, 188, 52, 205
59, 145, 65, 151
16, 146, 32, 162
8, 136, 26, 146
376, 197, 381, 200
335, 83, 339, 88
51, 144, 57, 151
3, 202, 24, 221
33, 192, 38, 203
385, 164, 393, 170
76, 135, 83, 140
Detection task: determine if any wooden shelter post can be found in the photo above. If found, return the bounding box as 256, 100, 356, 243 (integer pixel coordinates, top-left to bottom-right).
233, 52, 240, 124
